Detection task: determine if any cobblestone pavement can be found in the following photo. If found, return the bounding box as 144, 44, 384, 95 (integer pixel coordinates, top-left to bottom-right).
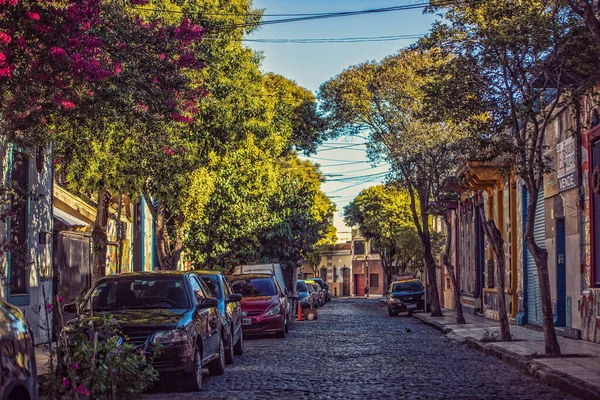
146, 298, 579, 400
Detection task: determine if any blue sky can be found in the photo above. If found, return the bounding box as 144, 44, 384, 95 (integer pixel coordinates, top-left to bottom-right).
246, 1, 438, 232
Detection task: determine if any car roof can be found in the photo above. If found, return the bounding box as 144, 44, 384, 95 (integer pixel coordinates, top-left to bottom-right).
193, 270, 223, 276
391, 278, 420, 284
229, 273, 273, 279
98, 271, 190, 279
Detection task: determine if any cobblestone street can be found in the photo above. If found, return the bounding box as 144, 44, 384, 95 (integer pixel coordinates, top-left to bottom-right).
146, 298, 579, 400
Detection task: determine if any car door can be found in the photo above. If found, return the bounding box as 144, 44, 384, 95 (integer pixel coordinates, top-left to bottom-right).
188, 276, 212, 361
223, 276, 242, 343
197, 277, 221, 355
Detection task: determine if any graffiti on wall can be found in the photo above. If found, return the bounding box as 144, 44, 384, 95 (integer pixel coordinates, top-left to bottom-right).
581, 290, 600, 343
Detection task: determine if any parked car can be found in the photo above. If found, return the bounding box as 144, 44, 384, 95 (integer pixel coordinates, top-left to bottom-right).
297, 280, 318, 309
194, 271, 244, 364
308, 278, 330, 302
0, 297, 38, 400
307, 283, 321, 308
385, 277, 425, 316
230, 274, 289, 338
63, 271, 225, 392
305, 280, 325, 307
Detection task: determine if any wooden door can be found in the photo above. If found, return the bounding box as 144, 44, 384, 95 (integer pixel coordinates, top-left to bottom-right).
354, 274, 365, 296
342, 268, 350, 296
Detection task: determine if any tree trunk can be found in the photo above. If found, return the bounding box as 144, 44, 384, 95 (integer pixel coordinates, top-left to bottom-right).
524, 188, 561, 356
91, 187, 111, 283
441, 215, 465, 324
153, 202, 185, 271
477, 206, 511, 340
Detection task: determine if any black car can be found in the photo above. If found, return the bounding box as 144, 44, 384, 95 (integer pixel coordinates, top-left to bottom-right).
386, 279, 425, 316
296, 280, 315, 309
64, 271, 225, 392
0, 297, 38, 400
194, 271, 244, 364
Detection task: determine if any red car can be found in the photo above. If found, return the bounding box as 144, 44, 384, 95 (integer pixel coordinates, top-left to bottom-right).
229, 274, 289, 338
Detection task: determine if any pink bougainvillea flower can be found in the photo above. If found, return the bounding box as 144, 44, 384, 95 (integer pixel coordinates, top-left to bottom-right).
71, 362, 78, 370
0, 53, 5, 64
57, 295, 64, 303
163, 146, 175, 156
158, 53, 166, 60
26, 11, 40, 20
74, 384, 90, 396
0, 32, 11, 45
113, 62, 122, 75
171, 113, 193, 124
62, 377, 70, 388
45, 303, 52, 310
134, 103, 148, 113
50, 47, 66, 58
60, 100, 75, 110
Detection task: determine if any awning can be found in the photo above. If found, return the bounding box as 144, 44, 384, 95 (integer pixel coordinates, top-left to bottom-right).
53, 207, 90, 228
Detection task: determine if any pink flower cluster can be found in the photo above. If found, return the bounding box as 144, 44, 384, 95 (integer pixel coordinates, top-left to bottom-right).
171, 113, 193, 124
0, 0, 18, 6
163, 146, 175, 156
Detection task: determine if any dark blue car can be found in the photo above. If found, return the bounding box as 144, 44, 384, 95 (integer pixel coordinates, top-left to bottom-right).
195, 271, 244, 364
385, 279, 425, 316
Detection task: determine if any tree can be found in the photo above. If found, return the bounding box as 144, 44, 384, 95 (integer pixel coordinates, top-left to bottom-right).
320, 48, 467, 317
47, 0, 206, 281
565, 0, 600, 54
427, 0, 599, 355
343, 185, 423, 290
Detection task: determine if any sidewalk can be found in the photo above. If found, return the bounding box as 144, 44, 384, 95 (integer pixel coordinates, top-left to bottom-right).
415, 309, 600, 400
35, 344, 53, 376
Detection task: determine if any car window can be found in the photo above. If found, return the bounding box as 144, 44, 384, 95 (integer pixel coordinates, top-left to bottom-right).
85, 276, 189, 310
199, 275, 222, 298
223, 277, 232, 296
392, 281, 423, 293
231, 277, 277, 297
296, 281, 307, 292
189, 276, 206, 304
198, 278, 213, 298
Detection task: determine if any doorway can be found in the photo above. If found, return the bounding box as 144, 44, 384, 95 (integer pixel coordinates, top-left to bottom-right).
354, 274, 366, 296
555, 218, 566, 326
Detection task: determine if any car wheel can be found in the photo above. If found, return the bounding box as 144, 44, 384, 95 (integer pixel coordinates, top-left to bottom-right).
234, 329, 244, 355
388, 308, 399, 317
275, 319, 286, 338
224, 329, 234, 365
208, 338, 226, 375
181, 345, 203, 392
408, 311, 414, 317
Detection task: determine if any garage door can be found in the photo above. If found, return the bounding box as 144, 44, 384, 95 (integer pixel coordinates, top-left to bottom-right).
524, 187, 544, 326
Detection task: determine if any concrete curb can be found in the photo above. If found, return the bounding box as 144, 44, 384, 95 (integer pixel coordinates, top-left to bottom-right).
414, 315, 600, 400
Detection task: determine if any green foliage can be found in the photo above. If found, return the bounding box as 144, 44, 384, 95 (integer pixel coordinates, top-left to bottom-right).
41, 313, 158, 400
344, 185, 423, 277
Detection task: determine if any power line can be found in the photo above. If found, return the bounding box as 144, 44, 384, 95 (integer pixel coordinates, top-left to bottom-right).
244, 34, 424, 44
131, 2, 443, 31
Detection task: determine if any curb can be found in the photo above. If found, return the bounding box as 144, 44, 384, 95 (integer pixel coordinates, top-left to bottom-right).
414, 315, 600, 400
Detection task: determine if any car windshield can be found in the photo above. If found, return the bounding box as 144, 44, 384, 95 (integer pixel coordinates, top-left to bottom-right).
83, 276, 189, 311
392, 281, 423, 293
199, 275, 222, 299
296, 281, 307, 292
232, 277, 276, 297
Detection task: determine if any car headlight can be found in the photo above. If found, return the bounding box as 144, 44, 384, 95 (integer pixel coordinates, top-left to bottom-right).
299, 297, 309, 303
264, 304, 281, 317
153, 329, 188, 344
391, 298, 400, 303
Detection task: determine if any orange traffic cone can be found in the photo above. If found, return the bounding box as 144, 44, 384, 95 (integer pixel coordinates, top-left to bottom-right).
297, 303, 303, 321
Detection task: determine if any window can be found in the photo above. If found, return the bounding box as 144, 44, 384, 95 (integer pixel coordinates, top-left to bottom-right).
199, 275, 222, 298
296, 280, 307, 292
333, 267, 338, 282
231, 277, 277, 297
354, 240, 365, 255
369, 274, 379, 288
320, 267, 327, 282
9, 150, 29, 297
190, 276, 207, 303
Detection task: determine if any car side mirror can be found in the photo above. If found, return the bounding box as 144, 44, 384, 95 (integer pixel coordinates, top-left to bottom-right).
199, 298, 219, 309
63, 303, 77, 313
226, 294, 242, 303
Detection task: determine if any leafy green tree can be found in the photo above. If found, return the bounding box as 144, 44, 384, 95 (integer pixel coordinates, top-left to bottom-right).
427, 0, 599, 355
320, 48, 466, 317
344, 185, 423, 290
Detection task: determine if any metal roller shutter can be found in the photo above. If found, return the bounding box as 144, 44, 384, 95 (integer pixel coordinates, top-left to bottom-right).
525, 188, 545, 326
